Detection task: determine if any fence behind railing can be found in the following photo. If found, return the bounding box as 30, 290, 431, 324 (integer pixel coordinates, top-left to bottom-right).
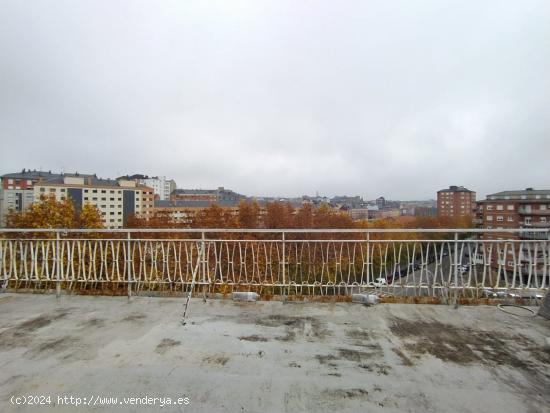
0, 228, 548, 300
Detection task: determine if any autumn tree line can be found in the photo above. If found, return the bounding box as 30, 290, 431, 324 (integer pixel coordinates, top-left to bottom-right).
4, 195, 474, 236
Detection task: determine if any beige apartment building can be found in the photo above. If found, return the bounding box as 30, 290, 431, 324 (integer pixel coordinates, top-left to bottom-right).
34, 175, 154, 229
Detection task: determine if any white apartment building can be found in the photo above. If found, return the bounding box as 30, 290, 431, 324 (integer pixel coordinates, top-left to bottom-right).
33, 175, 154, 229
137, 176, 176, 201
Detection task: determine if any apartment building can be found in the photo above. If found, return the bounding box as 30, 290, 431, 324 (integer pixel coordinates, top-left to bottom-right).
478, 188, 550, 237
476, 188, 550, 276
437, 186, 476, 218
33, 175, 154, 229
0, 170, 95, 226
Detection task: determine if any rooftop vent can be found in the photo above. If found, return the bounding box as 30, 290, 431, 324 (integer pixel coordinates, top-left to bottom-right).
526, 187, 534, 191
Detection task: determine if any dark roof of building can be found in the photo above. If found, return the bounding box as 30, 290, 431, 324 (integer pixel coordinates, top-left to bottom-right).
172, 187, 245, 198
484, 189, 550, 200
173, 189, 218, 195
1, 170, 94, 180
437, 186, 475, 193
117, 174, 150, 180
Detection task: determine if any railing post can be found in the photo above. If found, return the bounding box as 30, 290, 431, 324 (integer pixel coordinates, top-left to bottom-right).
127, 232, 132, 301
0, 239, 5, 292
282, 231, 286, 296
56, 231, 61, 300
366, 232, 370, 285
453, 232, 459, 308
201, 231, 206, 302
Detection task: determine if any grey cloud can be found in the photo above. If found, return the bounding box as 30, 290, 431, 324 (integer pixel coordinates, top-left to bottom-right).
1, 0, 549, 200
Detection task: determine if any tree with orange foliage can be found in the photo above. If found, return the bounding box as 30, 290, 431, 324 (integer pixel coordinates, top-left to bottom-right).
77, 203, 104, 229
265, 202, 292, 229
195, 204, 235, 228
7, 195, 75, 229
6, 195, 104, 230
237, 200, 260, 228
294, 203, 314, 229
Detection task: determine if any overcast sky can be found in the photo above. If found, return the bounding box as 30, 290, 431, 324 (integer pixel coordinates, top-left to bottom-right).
1, 1, 549, 200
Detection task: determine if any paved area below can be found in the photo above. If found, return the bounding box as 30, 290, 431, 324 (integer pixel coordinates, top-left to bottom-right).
0, 293, 549, 413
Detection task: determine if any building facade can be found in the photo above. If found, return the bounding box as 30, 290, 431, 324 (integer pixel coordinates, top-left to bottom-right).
437, 186, 476, 218
0, 170, 95, 227
33, 176, 154, 229
137, 176, 175, 201
171, 187, 245, 204
476, 188, 550, 277
118, 174, 176, 201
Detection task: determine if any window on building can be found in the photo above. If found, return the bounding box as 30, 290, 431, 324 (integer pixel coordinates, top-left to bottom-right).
507, 216, 514, 222
496, 216, 503, 222
487, 215, 493, 221
487, 205, 493, 211
507, 205, 514, 211
496, 205, 503, 210
541, 217, 547, 223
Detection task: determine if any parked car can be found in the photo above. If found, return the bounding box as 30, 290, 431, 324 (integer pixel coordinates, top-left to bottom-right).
373, 277, 387, 287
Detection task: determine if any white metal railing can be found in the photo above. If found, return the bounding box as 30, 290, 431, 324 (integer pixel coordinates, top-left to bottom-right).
0, 228, 548, 299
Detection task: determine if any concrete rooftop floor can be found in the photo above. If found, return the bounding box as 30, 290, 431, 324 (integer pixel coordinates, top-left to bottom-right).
0, 293, 549, 413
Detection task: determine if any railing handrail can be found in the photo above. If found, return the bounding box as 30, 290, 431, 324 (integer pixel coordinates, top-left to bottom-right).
0, 228, 548, 234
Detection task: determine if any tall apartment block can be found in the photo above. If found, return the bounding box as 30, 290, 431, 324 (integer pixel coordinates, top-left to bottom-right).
437, 186, 476, 218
